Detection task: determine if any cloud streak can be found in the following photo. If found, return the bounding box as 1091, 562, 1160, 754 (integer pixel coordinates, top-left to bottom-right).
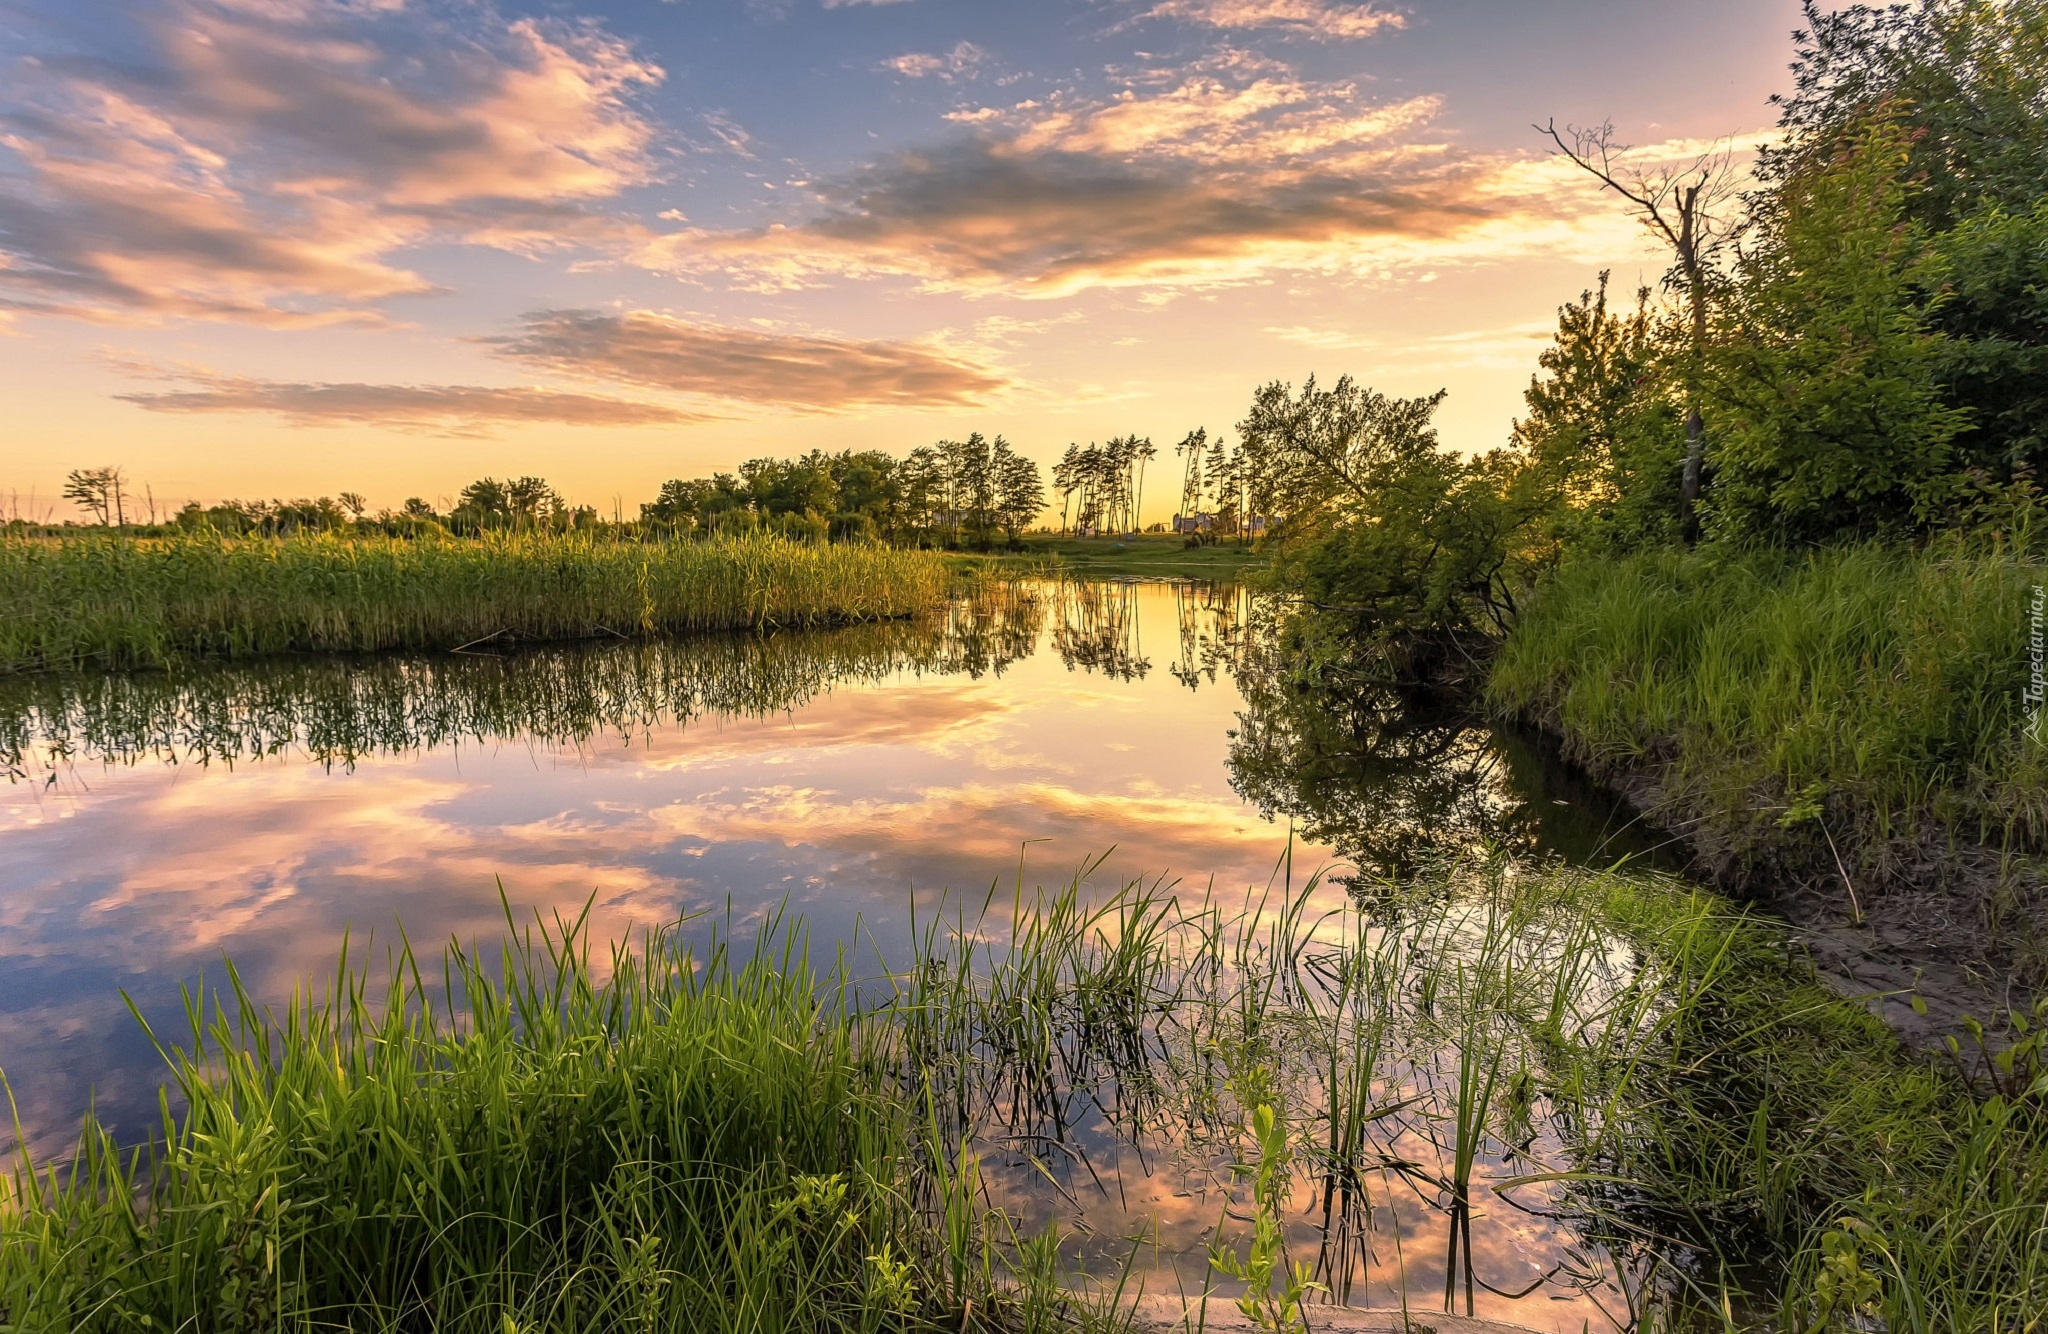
0, 0, 661, 325
1141, 0, 1406, 40
116, 371, 709, 433
882, 41, 987, 80
647, 74, 1505, 296
486, 310, 1012, 411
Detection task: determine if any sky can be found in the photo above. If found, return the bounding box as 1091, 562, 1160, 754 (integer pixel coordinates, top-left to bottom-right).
0, 0, 1806, 522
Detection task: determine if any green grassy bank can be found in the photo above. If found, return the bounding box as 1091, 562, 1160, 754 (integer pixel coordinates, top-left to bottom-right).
6, 863, 2043, 1332
1488, 540, 2047, 975
0, 533, 951, 674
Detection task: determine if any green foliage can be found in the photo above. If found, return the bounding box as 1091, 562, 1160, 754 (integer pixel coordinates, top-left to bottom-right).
1509, 273, 1687, 552
1935, 196, 2048, 480
0, 532, 951, 674
1768, 0, 2048, 231
1237, 376, 1547, 647
1207, 1104, 1319, 1334
1488, 540, 2048, 864
1704, 116, 1969, 541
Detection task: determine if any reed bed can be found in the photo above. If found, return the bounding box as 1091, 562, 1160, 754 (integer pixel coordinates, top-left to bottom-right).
0, 532, 953, 674
5, 859, 2043, 1332
0, 582, 1044, 777
1487, 540, 2048, 853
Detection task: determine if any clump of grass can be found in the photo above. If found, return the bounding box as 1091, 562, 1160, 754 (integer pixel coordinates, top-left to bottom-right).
1580, 871, 2048, 1332
0, 531, 952, 674
0, 896, 1039, 1333
1489, 540, 2045, 848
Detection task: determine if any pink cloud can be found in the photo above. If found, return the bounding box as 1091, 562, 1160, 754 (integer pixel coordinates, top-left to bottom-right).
485, 309, 1013, 412
0, 0, 662, 325
116, 369, 712, 434
1141, 0, 1406, 41
643, 74, 1495, 297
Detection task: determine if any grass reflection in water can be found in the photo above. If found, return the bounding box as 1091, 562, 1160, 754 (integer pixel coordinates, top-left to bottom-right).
0, 583, 1044, 779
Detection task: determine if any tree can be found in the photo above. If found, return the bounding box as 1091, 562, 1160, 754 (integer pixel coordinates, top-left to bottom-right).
1936, 198, 2048, 481
1175, 429, 1208, 533
505, 477, 560, 529
1510, 273, 1687, 551
63, 466, 125, 525
338, 492, 368, 521
946, 433, 999, 545
1761, 0, 2048, 493
994, 442, 1045, 542
455, 478, 510, 529
1129, 435, 1157, 534
1705, 114, 1969, 541
1767, 0, 2048, 231
1538, 119, 1741, 542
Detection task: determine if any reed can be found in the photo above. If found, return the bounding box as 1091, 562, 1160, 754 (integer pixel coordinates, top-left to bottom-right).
0, 532, 952, 674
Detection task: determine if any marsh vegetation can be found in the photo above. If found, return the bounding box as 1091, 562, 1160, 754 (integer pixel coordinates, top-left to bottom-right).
7, 858, 2042, 1332
0, 532, 950, 675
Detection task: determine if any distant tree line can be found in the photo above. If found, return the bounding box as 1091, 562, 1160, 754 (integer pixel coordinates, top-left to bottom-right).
640, 435, 1044, 548
34, 438, 1053, 547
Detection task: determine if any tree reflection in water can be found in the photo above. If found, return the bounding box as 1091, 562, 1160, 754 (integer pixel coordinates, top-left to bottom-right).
1219, 596, 1684, 882
1048, 579, 1152, 680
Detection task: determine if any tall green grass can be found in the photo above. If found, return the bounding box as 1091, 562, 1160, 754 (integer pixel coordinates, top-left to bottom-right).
6, 860, 2043, 1331
2, 902, 997, 1334
1487, 540, 2048, 861
0, 532, 952, 674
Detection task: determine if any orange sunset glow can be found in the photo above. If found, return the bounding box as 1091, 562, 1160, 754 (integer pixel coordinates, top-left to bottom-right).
1, 0, 1801, 519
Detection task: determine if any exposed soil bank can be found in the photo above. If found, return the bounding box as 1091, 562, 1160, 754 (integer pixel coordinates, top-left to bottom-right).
1524, 728, 2045, 1056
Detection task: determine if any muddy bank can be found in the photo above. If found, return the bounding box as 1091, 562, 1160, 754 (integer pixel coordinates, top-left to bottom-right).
1529, 731, 2045, 1057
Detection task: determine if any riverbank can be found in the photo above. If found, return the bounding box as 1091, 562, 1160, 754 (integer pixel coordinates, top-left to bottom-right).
1488, 539, 2048, 1014
0, 533, 951, 674
5, 862, 2040, 1331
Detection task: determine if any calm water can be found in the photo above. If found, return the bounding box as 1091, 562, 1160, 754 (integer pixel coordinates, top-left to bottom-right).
0, 581, 1679, 1329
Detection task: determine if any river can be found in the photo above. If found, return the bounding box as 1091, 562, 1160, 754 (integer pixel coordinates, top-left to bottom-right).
0, 580, 1687, 1330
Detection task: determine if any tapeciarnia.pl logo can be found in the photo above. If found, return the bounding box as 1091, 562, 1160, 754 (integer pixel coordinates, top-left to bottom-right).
2027, 584, 2045, 746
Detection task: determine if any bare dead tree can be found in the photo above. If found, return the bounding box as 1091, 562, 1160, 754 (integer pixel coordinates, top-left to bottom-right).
1538, 119, 1740, 542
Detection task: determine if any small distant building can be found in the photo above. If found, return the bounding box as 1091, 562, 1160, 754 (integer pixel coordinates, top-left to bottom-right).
1171, 512, 1215, 534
